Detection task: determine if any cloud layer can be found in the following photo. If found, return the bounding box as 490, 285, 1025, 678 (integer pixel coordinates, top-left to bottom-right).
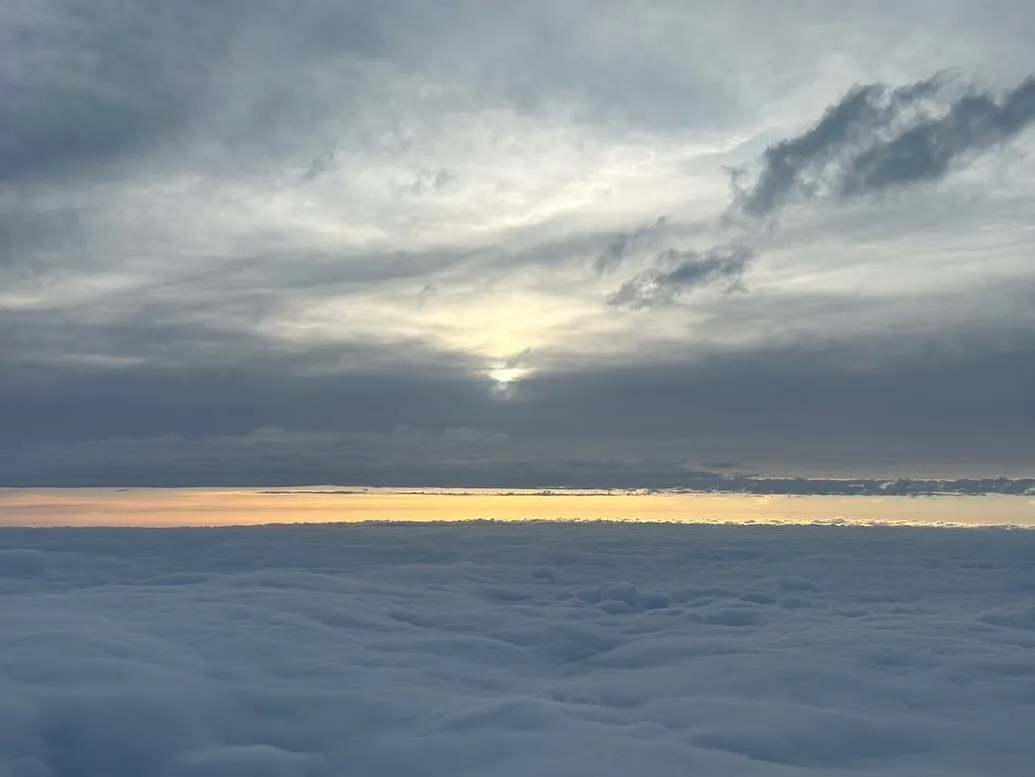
2, 523, 1035, 775
3, 1, 1035, 483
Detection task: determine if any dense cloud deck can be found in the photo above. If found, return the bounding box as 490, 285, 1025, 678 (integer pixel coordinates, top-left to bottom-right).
2, 522, 1034, 776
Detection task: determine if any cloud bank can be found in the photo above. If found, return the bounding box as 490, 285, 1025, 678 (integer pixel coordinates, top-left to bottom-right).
2, 523, 1035, 775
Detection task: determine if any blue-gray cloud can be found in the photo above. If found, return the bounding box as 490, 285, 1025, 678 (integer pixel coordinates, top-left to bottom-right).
2, 524, 1035, 773
3, 313, 1034, 485
734, 73, 1035, 216
608, 246, 753, 309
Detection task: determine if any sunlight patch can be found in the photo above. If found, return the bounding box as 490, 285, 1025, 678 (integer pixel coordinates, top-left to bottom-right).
488, 366, 529, 387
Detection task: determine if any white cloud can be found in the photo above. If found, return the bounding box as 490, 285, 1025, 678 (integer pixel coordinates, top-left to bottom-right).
1, 523, 1034, 775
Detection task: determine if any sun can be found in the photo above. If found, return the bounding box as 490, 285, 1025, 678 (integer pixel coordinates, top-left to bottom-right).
484, 348, 534, 396
488, 366, 528, 386
486, 364, 533, 398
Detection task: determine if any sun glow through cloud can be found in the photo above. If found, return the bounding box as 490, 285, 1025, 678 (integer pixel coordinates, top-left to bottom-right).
488, 366, 529, 387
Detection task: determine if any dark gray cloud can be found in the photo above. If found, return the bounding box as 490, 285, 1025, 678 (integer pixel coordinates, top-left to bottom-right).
608, 246, 753, 309
0, 1, 246, 183
2, 314, 1034, 485
509, 333, 1035, 453
734, 73, 1035, 216
843, 77, 1035, 196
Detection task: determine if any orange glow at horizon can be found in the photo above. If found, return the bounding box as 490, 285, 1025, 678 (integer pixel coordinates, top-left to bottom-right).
0, 487, 1032, 528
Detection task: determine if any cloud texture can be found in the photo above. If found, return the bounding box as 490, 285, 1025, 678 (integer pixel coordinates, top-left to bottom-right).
2, 1, 1035, 483
734, 73, 1035, 215
2, 523, 1035, 775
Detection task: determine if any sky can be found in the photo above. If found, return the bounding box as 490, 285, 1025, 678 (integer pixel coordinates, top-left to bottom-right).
3, 487, 1034, 528
4, 1, 1035, 486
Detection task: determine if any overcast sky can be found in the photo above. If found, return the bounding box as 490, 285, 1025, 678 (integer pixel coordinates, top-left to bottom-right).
3, 1, 1035, 486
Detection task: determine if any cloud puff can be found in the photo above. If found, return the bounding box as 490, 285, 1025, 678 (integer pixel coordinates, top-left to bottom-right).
608, 246, 753, 309
1, 523, 1035, 775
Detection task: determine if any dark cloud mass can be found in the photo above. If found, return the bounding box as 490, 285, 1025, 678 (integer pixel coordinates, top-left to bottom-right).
735, 74, 1035, 216
0, 1, 238, 183
843, 77, 1035, 196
